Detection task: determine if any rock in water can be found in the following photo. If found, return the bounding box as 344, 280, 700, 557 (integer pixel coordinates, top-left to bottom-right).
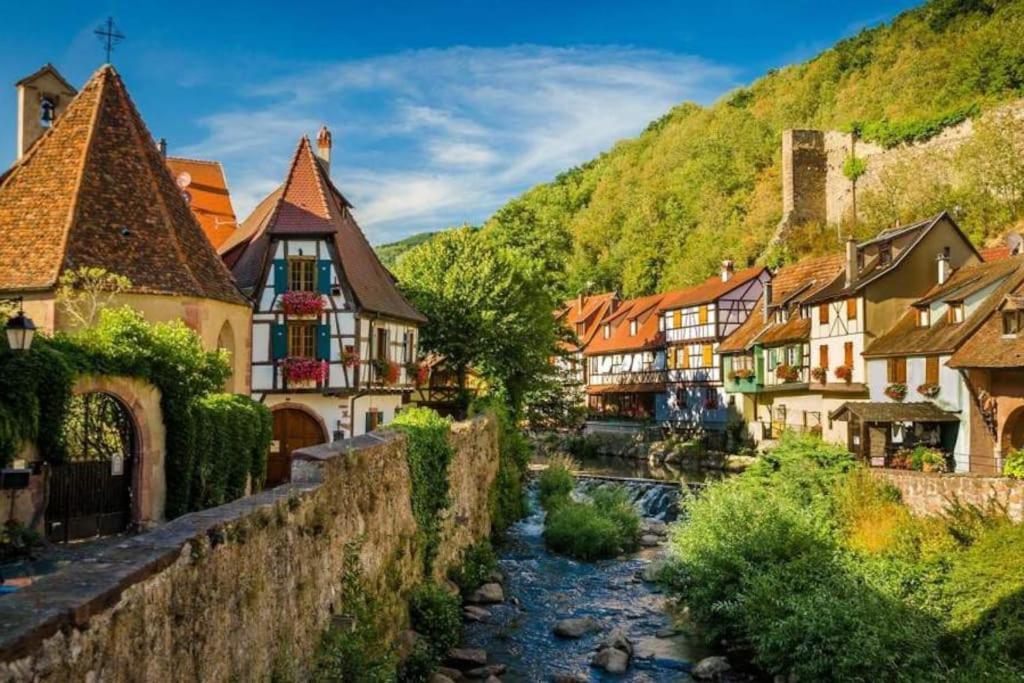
692, 655, 732, 680
552, 616, 599, 638
591, 647, 630, 674
467, 582, 504, 604
599, 627, 634, 656
551, 674, 588, 683
463, 605, 491, 622
446, 648, 488, 669
640, 534, 662, 547
464, 663, 506, 679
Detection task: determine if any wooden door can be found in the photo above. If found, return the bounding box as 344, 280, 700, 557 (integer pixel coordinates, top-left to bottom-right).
268, 409, 326, 487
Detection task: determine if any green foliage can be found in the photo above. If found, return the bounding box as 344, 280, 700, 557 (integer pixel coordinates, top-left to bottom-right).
842, 154, 868, 182
543, 483, 641, 561
407, 583, 463, 660
1003, 448, 1024, 479
663, 431, 1024, 680
315, 542, 397, 682
537, 456, 575, 510
191, 395, 272, 510
855, 105, 980, 148
470, 396, 530, 534
0, 341, 74, 466
449, 539, 498, 595
0, 520, 43, 562
375, 231, 441, 269
391, 407, 454, 573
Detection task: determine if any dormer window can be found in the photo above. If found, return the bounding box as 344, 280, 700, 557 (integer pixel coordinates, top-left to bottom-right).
576, 322, 585, 337
629, 320, 638, 336
879, 240, 893, 267
947, 303, 965, 324
917, 308, 931, 327
603, 324, 611, 339
1004, 310, 1022, 336
658, 316, 665, 332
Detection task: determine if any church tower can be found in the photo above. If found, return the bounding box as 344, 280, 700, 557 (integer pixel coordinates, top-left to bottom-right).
15, 64, 77, 159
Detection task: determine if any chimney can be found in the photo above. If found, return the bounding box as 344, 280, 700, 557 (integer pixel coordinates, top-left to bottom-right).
157, 138, 167, 159
577, 291, 586, 310
316, 125, 332, 175
721, 259, 735, 282
937, 250, 952, 285
609, 291, 621, 314
845, 237, 858, 288
763, 281, 773, 321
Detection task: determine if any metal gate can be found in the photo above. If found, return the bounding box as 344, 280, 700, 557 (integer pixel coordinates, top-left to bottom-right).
46, 392, 136, 543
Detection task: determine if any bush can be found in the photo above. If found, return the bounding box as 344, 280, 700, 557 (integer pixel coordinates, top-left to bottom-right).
449, 539, 498, 595
191, 394, 272, 509
408, 583, 463, 656
0, 520, 43, 562
391, 407, 454, 573
590, 485, 641, 552
538, 454, 576, 509
544, 483, 640, 560
471, 396, 530, 535
1003, 449, 1024, 479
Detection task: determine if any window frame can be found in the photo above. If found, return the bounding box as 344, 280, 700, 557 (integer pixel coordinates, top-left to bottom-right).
287, 256, 317, 292
818, 303, 829, 325
887, 357, 907, 384
287, 321, 317, 359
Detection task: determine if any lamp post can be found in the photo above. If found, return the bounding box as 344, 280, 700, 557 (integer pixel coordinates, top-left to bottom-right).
3, 297, 36, 351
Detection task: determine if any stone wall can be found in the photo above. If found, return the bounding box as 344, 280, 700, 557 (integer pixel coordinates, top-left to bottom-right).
0, 415, 499, 682
874, 468, 1024, 522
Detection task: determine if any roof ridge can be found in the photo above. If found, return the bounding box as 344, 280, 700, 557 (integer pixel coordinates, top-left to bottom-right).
166, 156, 223, 166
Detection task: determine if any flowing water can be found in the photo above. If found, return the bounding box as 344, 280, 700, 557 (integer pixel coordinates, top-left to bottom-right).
462, 468, 714, 681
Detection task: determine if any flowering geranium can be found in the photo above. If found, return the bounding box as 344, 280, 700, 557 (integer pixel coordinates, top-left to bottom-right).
372, 358, 400, 385
885, 383, 908, 401
342, 347, 360, 368
729, 368, 754, 381
774, 363, 800, 383
404, 361, 427, 387
280, 290, 324, 317
811, 366, 828, 383
416, 364, 430, 387
917, 383, 940, 399
280, 357, 327, 384
834, 365, 853, 383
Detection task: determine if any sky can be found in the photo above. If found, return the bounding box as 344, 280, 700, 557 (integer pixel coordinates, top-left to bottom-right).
0, 1, 921, 244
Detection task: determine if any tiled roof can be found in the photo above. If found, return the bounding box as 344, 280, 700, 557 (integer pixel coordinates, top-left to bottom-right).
829, 401, 960, 423
659, 266, 765, 312
949, 277, 1024, 368
165, 157, 238, 249
981, 245, 1013, 262
227, 138, 425, 323
558, 292, 617, 352
755, 316, 811, 347
865, 257, 1024, 358
584, 293, 665, 356
718, 299, 764, 354
0, 65, 246, 305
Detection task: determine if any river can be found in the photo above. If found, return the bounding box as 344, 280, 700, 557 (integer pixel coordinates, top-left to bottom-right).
461, 458, 720, 681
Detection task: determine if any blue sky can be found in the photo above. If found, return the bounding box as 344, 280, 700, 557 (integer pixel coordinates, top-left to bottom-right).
0, 1, 920, 244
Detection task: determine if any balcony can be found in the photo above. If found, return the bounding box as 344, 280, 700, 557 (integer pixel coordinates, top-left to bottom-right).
588, 369, 667, 388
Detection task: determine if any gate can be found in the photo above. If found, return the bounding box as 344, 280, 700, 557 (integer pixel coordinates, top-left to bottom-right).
46, 392, 136, 543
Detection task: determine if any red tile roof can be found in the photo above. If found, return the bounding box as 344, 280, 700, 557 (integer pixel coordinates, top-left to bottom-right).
165, 157, 238, 249
981, 245, 1012, 262
949, 273, 1024, 369
558, 292, 616, 352
658, 266, 766, 312
226, 137, 425, 323
0, 65, 245, 305
584, 293, 666, 356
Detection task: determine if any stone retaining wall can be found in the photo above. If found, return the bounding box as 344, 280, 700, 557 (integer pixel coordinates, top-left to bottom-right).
873, 468, 1024, 522
0, 415, 499, 682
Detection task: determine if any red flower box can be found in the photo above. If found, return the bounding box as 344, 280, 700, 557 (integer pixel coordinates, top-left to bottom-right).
342, 348, 360, 369
885, 383, 908, 402
280, 357, 327, 385
834, 365, 853, 383
811, 366, 828, 383
280, 291, 324, 317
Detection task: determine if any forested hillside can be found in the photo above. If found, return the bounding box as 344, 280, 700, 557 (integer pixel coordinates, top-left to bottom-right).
388, 0, 1024, 297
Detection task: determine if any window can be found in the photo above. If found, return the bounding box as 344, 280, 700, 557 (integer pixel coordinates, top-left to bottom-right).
679, 347, 690, 369
629, 320, 638, 336
887, 357, 907, 383
699, 305, 709, 325
917, 307, 931, 327
288, 322, 316, 358
672, 310, 682, 329
702, 344, 714, 367
846, 298, 858, 320
818, 303, 829, 325
40, 97, 56, 127
844, 342, 854, 369
658, 316, 665, 332
575, 322, 585, 337
947, 303, 965, 324
819, 345, 829, 370
925, 356, 939, 385
403, 331, 415, 363
1004, 310, 1023, 336
365, 409, 380, 433
288, 257, 316, 292
376, 328, 388, 361
786, 346, 799, 366
878, 241, 893, 266
603, 324, 611, 339
689, 344, 702, 369
704, 387, 718, 410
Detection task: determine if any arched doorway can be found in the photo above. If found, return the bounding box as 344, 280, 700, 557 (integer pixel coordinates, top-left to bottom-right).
268, 407, 327, 487
46, 392, 137, 542
1003, 406, 1024, 453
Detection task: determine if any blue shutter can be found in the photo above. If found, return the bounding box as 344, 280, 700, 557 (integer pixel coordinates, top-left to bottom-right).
271, 323, 287, 360
317, 324, 331, 361
317, 260, 332, 295
273, 260, 287, 294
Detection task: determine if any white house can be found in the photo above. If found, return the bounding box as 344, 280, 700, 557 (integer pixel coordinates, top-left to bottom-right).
220, 129, 426, 484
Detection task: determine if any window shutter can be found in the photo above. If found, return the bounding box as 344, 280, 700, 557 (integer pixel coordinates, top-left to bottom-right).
819, 345, 829, 369
926, 356, 939, 385
317, 260, 332, 294
846, 298, 857, 320
673, 310, 681, 329
316, 324, 331, 361
271, 323, 287, 359
793, 344, 803, 366
844, 342, 854, 368
699, 306, 708, 325
273, 260, 287, 294
702, 344, 713, 367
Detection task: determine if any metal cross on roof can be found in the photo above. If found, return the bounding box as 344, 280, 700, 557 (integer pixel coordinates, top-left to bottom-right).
94, 17, 125, 64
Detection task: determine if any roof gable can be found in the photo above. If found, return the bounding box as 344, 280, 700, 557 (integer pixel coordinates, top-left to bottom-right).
659, 266, 765, 312
0, 65, 245, 305
585, 293, 666, 356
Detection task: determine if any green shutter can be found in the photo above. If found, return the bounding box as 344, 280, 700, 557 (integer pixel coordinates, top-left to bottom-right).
317, 260, 332, 295
273, 260, 287, 294
794, 344, 803, 365
317, 324, 331, 360
271, 323, 287, 360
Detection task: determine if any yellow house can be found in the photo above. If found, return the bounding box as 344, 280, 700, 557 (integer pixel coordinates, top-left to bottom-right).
0, 64, 251, 393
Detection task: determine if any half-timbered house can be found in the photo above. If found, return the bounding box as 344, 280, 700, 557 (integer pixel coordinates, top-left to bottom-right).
556, 291, 617, 404
221, 128, 426, 483
658, 262, 768, 432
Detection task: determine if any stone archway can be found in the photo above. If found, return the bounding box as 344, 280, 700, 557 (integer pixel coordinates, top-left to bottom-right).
68, 376, 166, 526
1002, 405, 1024, 454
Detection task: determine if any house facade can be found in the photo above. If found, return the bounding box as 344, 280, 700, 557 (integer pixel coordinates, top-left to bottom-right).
221, 129, 426, 483
556, 291, 616, 405
658, 262, 768, 432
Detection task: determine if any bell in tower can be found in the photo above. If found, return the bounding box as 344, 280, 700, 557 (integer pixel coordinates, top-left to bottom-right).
15, 63, 76, 159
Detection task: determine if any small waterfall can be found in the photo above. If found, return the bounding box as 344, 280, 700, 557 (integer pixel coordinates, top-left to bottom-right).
574, 477, 682, 521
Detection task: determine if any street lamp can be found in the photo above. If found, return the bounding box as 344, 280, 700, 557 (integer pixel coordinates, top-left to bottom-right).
3, 298, 36, 351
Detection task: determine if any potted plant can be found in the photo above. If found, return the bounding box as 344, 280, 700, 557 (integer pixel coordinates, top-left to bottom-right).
372, 358, 400, 385
775, 363, 800, 383
917, 382, 940, 399
280, 291, 324, 317
909, 446, 948, 473
280, 357, 327, 387
834, 365, 853, 383
415, 364, 430, 388
341, 347, 360, 369
884, 382, 908, 401
811, 366, 828, 383
729, 367, 754, 382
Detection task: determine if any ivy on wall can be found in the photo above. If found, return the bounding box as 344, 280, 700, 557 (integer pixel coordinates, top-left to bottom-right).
0, 307, 271, 518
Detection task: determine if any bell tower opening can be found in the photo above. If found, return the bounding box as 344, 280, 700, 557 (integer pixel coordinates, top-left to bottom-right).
16, 63, 77, 158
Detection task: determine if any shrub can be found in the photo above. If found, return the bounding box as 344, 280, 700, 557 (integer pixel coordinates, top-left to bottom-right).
1003, 449, 1024, 479
449, 539, 497, 594
538, 454, 576, 509
407, 582, 462, 660
0, 520, 43, 562
470, 397, 530, 534
391, 407, 454, 573
543, 501, 624, 560
191, 394, 272, 508
590, 485, 641, 552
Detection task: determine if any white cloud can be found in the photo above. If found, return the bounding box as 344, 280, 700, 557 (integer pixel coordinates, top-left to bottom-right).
183, 45, 737, 243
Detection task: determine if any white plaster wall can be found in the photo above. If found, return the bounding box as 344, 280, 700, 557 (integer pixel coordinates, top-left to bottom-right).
808, 297, 865, 383
262, 392, 406, 440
